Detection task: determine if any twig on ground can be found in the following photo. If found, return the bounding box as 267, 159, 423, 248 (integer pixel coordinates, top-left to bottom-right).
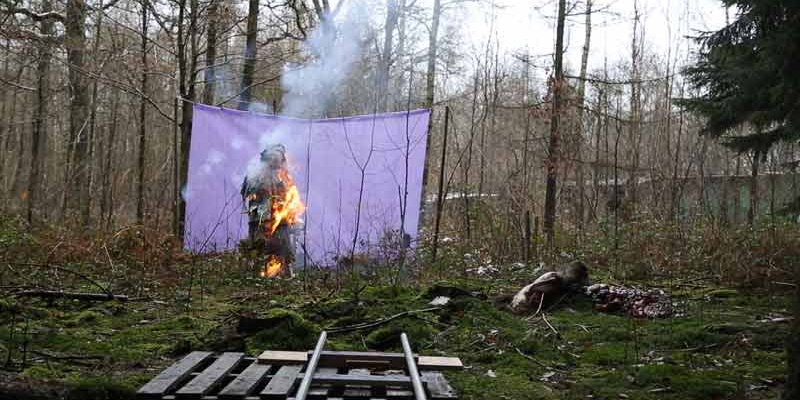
326, 307, 441, 333
541, 313, 561, 339
11, 262, 111, 295
514, 347, 566, 372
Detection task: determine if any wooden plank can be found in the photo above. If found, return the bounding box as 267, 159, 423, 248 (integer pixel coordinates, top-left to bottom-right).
417, 357, 463, 371
257, 351, 307, 365
314, 351, 409, 369
420, 372, 457, 399
306, 367, 338, 400
260, 365, 302, 399
307, 374, 423, 388
218, 362, 272, 399
176, 352, 244, 398
138, 352, 214, 398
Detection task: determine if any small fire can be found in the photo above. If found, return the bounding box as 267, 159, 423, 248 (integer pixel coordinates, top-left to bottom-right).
269, 169, 306, 234
261, 255, 283, 278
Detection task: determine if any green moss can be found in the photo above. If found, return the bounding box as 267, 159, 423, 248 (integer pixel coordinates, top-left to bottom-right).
66, 376, 137, 400
64, 310, 104, 327
581, 343, 633, 366
364, 318, 438, 350
634, 364, 738, 399
244, 308, 320, 353
22, 365, 61, 380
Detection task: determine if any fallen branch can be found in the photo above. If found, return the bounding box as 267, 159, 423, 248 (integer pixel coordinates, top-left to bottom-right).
15, 290, 128, 302
514, 347, 566, 372
541, 313, 561, 339
327, 307, 441, 333
11, 262, 111, 295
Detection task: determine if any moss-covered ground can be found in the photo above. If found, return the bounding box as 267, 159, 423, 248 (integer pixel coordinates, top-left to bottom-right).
2, 276, 791, 400
0, 215, 794, 399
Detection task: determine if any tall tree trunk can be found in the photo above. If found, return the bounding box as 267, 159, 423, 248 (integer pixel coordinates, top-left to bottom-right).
575, 0, 592, 231
785, 274, 800, 400
238, 0, 260, 111
177, 0, 199, 239
136, 0, 149, 223
27, 0, 53, 224
748, 150, 760, 225
419, 0, 442, 214
203, 0, 219, 105
377, 0, 398, 112
85, 10, 102, 226
66, 0, 90, 224
628, 0, 642, 216
543, 0, 566, 245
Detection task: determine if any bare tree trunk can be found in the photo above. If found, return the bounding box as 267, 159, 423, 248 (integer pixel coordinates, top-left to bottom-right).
203, 0, 218, 105
27, 0, 54, 224
420, 0, 442, 204
136, 0, 149, 224
377, 0, 398, 112
85, 6, 104, 226
575, 0, 592, 231
238, 0, 260, 111
10, 126, 25, 202
628, 0, 642, 216
66, 0, 90, 225
748, 150, 760, 225
177, 0, 199, 239
786, 275, 800, 400
543, 0, 566, 245
463, 68, 479, 240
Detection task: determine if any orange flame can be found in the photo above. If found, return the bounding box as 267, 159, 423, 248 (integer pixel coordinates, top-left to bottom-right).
259, 167, 305, 278
269, 169, 306, 234
261, 255, 283, 278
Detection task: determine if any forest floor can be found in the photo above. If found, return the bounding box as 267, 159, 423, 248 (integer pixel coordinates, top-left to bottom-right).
0, 216, 795, 399
2, 273, 792, 400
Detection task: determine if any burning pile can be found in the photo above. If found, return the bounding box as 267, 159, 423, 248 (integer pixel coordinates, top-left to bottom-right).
242, 144, 305, 278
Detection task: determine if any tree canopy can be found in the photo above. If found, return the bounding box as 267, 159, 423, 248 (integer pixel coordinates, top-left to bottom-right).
680, 0, 800, 153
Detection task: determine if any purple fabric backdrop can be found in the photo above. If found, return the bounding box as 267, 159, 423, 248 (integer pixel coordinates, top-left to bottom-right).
184, 104, 430, 266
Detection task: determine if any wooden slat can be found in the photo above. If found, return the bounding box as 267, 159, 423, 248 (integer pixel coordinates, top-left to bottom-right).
308, 373, 423, 388
306, 367, 338, 399
260, 365, 302, 399
417, 357, 463, 371
176, 352, 244, 398
420, 372, 457, 399
138, 352, 214, 398
257, 350, 308, 365
218, 362, 272, 399
315, 351, 408, 369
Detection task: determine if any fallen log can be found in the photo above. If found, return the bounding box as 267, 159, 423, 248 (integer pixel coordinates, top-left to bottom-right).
16, 290, 129, 302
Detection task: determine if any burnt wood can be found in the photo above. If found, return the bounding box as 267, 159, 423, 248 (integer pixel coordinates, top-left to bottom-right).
137, 352, 213, 398
175, 352, 243, 398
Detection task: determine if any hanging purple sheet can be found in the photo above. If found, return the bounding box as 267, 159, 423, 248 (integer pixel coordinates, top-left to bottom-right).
184, 103, 430, 266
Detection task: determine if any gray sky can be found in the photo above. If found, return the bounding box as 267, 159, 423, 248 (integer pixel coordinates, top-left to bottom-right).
458, 0, 728, 76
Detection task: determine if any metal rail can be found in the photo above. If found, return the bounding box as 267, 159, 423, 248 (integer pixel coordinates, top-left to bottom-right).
294, 330, 327, 400
401, 332, 428, 400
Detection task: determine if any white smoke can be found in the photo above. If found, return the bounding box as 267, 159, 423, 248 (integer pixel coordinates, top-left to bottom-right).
243, 2, 369, 184
281, 4, 369, 118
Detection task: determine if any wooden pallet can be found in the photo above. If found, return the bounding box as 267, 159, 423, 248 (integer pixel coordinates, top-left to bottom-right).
137, 351, 461, 400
